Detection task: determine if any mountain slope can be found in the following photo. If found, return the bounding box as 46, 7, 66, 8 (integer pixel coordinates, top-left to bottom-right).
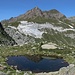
0, 22, 15, 46
1, 7, 75, 48
68, 16, 75, 22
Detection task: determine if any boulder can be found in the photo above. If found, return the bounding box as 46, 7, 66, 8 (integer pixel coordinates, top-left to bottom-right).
58, 64, 75, 75
41, 43, 57, 49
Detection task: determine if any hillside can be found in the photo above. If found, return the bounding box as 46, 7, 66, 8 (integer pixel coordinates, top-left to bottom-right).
0, 22, 15, 46
68, 16, 75, 22
1, 7, 75, 48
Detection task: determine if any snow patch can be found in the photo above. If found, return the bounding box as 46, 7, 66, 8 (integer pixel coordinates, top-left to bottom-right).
17, 21, 75, 38
8, 26, 17, 29
17, 22, 44, 38
68, 25, 74, 28
20, 21, 28, 24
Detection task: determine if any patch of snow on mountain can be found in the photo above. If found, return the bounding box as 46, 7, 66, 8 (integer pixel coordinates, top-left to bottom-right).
17, 21, 75, 38
8, 26, 17, 29
68, 25, 74, 28
17, 22, 44, 38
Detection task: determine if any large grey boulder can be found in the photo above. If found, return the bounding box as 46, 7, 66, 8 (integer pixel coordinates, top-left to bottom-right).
58, 64, 75, 75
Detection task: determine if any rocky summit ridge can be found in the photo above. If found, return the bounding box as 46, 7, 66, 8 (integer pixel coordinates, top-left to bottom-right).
1, 7, 66, 24
18, 7, 66, 20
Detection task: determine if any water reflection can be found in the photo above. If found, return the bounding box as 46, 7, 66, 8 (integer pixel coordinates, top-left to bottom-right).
7, 55, 69, 72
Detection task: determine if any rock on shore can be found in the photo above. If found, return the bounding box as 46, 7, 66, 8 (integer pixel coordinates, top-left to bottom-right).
35, 64, 75, 75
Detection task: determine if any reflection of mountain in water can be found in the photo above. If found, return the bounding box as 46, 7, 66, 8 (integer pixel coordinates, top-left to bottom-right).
25, 55, 43, 63
25, 55, 63, 63
7, 56, 69, 72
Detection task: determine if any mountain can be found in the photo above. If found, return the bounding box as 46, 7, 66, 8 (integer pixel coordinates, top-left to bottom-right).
1, 7, 75, 48
68, 16, 75, 22
1, 7, 66, 25
0, 22, 15, 46
17, 7, 66, 20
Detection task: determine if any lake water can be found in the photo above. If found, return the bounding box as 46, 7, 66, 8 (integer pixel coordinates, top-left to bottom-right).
7, 55, 69, 72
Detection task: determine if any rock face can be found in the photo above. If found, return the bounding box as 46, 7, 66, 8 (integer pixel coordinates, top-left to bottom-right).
0, 22, 15, 46
5, 25, 35, 45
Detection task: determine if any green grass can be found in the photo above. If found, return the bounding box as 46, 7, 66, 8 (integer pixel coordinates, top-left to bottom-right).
26, 16, 59, 24
9, 21, 20, 27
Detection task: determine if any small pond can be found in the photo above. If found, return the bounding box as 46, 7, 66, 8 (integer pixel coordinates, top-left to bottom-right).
7, 55, 69, 72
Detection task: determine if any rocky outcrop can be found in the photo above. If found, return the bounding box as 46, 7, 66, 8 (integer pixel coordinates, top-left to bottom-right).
0, 23, 15, 46
5, 26, 35, 46
58, 64, 75, 75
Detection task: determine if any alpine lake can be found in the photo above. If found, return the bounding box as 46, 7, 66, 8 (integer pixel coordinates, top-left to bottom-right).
6, 55, 69, 73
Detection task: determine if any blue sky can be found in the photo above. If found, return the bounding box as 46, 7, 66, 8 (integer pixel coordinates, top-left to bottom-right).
0, 0, 75, 21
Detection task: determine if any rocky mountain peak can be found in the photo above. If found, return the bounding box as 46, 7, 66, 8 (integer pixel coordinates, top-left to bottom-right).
1, 7, 66, 24
24, 7, 43, 19
32, 6, 41, 11
49, 9, 60, 13
43, 9, 66, 19
22, 7, 66, 20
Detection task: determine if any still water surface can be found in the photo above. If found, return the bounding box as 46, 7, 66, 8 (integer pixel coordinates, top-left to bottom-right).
7, 56, 69, 72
